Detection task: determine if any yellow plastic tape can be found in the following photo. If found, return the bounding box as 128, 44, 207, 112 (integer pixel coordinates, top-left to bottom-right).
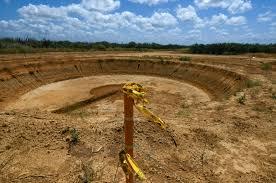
135, 104, 167, 129
122, 83, 148, 104
123, 82, 166, 129
126, 154, 147, 181
119, 150, 147, 181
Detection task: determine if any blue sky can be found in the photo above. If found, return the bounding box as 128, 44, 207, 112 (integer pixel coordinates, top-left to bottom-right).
0, 0, 275, 44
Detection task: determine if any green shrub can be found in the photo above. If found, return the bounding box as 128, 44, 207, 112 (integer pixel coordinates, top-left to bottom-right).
261, 63, 272, 71
92, 44, 106, 51
246, 79, 261, 88
179, 56, 191, 62
70, 128, 79, 144
237, 95, 246, 105
272, 92, 276, 100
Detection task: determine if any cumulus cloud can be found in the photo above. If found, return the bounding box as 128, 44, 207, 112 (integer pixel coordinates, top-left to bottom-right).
257, 11, 276, 22
194, 0, 252, 14
176, 5, 204, 28
176, 6, 246, 28
208, 13, 228, 25
81, 0, 120, 12
129, 0, 169, 6
18, 4, 68, 19
0, 1, 179, 42
226, 16, 247, 25
209, 13, 247, 26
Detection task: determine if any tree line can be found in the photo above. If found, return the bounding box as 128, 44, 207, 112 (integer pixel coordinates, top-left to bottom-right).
0, 38, 275, 54
190, 43, 276, 55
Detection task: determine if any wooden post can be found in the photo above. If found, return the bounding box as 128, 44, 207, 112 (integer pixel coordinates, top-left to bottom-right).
124, 93, 134, 183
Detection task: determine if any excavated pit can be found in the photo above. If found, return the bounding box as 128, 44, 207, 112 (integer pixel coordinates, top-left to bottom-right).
6, 75, 211, 113
0, 58, 247, 111
2, 54, 274, 183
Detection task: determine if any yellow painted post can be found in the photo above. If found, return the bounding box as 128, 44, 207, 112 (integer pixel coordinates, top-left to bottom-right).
124, 93, 134, 183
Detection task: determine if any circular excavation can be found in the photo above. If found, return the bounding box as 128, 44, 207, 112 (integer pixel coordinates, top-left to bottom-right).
0, 52, 275, 183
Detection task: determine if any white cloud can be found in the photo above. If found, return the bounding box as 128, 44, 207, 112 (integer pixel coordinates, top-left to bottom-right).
271, 22, 276, 27
1, 2, 179, 42
18, 4, 68, 19
129, 0, 169, 6
176, 5, 204, 28
81, 0, 120, 12
16, 3, 178, 31
209, 14, 247, 26
176, 7, 247, 28
150, 12, 177, 27
194, 0, 252, 14
208, 13, 228, 25
188, 29, 201, 34
226, 16, 247, 25
257, 11, 276, 22
216, 29, 229, 36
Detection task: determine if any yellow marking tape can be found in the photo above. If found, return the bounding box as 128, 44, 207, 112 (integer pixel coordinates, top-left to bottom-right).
122, 82, 148, 104
119, 150, 147, 181
126, 154, 147, 181
123, 82, 167, 129
135, 104, 167, 129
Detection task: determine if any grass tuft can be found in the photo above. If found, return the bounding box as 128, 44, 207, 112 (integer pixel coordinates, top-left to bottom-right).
70, 128, 79, 145
260, 63, 272, 71
237, 94, 246, 105
245, 79, 261, 88
179, 56, 191, 62
272, 92, 276, 100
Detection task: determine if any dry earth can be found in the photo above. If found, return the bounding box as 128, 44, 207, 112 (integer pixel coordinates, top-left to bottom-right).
0, 51, 275, 183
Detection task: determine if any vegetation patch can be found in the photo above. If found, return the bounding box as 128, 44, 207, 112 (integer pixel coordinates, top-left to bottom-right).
179, 56, 191, 62
80, 161, 104, 183
272, 92, 276, 100
246, 79, 261, 88
176, 102, 190, 117
260, 63, 272, 71
2, 38, 275, 54
237, 94, 246, 105
62, 127, 80, 145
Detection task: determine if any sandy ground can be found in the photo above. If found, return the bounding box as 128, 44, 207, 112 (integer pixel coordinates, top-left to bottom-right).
0, 52, 275, 183
7, 75, 210, 111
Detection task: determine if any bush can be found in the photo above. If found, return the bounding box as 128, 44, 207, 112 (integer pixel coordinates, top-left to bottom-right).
70, 128, 79, 144
246, 80, 261, 88
92, 44, 106, 51
261, 63, 272, 71
272, 92, 276, 100
180, 56, 191, 62
237, 94, 246, 104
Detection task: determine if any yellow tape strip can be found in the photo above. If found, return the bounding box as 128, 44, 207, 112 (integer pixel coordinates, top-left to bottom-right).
135, 104, 167, 129
122, 83, 148, 104
126, 154, 147, 181
123, 82, 167, 129
119, 150, 147, 181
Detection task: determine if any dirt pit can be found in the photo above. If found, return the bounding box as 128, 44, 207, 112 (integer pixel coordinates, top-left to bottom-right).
7, 75, 210, 112
0, 52, 275, 183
